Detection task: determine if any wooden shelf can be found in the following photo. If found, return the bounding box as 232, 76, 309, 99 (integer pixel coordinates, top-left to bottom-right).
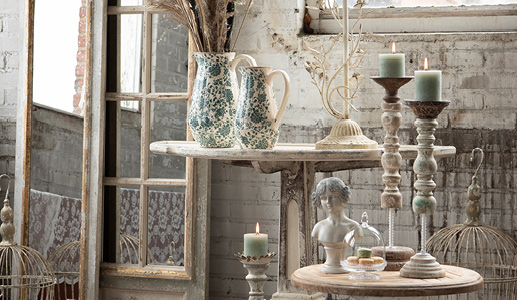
150, 141, 456, 162
291, 264, 483, 297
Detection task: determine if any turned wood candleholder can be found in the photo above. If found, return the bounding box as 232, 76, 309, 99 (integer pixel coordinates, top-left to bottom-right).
400, 99, 450, 279
370, 76, 415, 271
236, 252, 276, 300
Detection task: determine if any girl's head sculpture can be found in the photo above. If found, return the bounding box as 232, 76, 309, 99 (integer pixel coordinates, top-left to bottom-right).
312, 177, 357, 244
312, 177, 351, 213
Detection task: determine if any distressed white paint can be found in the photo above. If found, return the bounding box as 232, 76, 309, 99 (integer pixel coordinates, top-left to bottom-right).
286, 199, 300, 279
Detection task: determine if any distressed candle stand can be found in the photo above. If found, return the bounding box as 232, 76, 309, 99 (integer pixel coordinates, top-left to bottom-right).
400, 99, 450, 279
370, 76, 415, 271
236, 252, 277, 300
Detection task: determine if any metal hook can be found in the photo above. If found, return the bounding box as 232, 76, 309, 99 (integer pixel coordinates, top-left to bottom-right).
470, 148, 484, 178
0, 174, 12, 201
167, 241, 176, 266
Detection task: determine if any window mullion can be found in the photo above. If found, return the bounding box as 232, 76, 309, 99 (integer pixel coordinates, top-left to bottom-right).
139, 9, 152, 268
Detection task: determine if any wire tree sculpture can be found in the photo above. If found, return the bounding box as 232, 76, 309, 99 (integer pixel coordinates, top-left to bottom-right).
304, 0, 377, 149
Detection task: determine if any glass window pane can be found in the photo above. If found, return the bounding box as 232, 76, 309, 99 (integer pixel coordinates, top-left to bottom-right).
149, 101, 187, 179
33, 0, 82, 113
120, 14, 143, 93
151, 14, 189, 93
119, 0, 144, 6
147, 187, 186, 266
120, 101, 142, 178
330, 0, 516, 7
119, 186, 141, 265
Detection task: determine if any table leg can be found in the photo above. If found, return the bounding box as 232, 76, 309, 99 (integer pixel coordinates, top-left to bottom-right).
271, 161, 324, 300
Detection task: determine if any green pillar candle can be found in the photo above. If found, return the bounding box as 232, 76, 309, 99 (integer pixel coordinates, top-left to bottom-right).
244, 223, 268, 257
415, 69, 442, 101
379, 53, 405, 77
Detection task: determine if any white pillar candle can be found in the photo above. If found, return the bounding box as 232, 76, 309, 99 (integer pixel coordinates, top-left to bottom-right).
379, 42, 405, 77
244, 222, 268, 257
415, 58, 442, 101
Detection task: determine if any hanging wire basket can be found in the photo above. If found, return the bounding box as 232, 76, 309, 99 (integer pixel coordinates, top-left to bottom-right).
427, 148, 517, 299
0, 174, 56, 299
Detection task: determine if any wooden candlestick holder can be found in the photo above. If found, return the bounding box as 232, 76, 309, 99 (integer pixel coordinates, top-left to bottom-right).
400, 99, 450, 279
236, 252, 276, 300
370, 76, 415, 271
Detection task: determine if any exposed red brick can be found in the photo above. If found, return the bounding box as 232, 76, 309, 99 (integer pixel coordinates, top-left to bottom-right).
75, 64, 85, 77
78, 35, 86, 48
79, 6, 87, 18
75, 78, 84, 90
78, 20, 86, 34
77, 50, 86, 62
73, 93, 82, 106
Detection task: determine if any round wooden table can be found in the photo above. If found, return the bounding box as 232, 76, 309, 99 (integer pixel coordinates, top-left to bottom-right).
291, 264, 483, 297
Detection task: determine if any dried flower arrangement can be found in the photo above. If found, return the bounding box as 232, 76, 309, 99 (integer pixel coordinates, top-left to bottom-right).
304, 0, 369, 120
151, 0, 254, 53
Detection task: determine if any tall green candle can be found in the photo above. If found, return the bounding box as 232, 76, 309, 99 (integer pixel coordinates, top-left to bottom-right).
379, 42, 405, 77
415, 58, 442, 101
244, 222, 268, 257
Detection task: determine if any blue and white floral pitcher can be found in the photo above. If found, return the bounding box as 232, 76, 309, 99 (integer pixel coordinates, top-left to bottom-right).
235, 67, 291, 149
189, 52, 256, 148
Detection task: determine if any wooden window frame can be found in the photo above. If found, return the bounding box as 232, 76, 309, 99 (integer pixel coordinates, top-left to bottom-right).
306, 1, 517, 34
99, 3, 195, 279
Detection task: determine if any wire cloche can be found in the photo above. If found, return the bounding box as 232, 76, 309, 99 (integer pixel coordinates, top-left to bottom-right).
0, 174, 56, 299
341, 212, 387, 280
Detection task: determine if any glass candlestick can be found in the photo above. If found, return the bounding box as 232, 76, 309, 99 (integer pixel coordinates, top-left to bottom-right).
400, 99, 450, 279
370, 76, 415, 271
235, 252, 276, 300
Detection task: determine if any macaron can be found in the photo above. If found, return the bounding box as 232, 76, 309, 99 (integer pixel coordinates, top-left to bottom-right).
357, 247, 372, 258
359, 258, 375, 265
347, 256, 359, 264
372, 256, 384, 264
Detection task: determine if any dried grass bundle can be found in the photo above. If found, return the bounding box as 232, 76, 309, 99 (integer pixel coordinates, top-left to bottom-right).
151, 0, 254, 53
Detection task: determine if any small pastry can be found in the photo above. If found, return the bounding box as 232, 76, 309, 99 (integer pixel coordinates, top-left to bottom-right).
359, 258, 374, 265
347, 256, 359, 264
372, 256, 384, 264
357, 247, 372, 258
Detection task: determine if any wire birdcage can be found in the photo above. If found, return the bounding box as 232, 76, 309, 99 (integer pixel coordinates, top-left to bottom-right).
47, 233, 159, 300
427, 148, 517, 300
48, 241, 80, 300
0, 174, 56, 299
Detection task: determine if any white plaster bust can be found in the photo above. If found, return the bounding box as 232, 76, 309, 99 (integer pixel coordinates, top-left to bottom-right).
311, 177, 358, 273
312, 177, 358, 243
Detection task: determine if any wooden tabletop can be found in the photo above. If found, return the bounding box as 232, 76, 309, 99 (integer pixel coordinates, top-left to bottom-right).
150, 141, 456, 162
291, 264, 483, 297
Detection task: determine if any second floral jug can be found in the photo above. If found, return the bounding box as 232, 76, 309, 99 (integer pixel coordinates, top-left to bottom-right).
235, 66, 291, 150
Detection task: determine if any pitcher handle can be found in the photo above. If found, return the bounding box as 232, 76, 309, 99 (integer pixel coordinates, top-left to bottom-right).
266, 70, 291, 131
230, 54, 257, 71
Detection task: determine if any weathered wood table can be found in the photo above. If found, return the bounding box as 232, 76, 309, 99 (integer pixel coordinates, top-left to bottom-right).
150, 141, 456, 299
291, 264, 483, 297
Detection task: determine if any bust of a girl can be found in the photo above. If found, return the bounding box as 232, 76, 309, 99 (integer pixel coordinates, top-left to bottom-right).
312, 177, 358, 273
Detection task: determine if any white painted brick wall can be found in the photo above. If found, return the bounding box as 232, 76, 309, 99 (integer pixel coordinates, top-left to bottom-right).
210, 2, 517, 300
0, 0, 20, 193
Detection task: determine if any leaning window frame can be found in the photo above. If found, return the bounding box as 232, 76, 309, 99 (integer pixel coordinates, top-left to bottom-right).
306, 2, 517, 34
100, 3, 195, 279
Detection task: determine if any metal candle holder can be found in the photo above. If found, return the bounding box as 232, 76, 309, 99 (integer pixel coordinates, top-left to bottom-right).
370, 76, 415, 271
236, 252, 276, 300
400, 99, 450, 279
